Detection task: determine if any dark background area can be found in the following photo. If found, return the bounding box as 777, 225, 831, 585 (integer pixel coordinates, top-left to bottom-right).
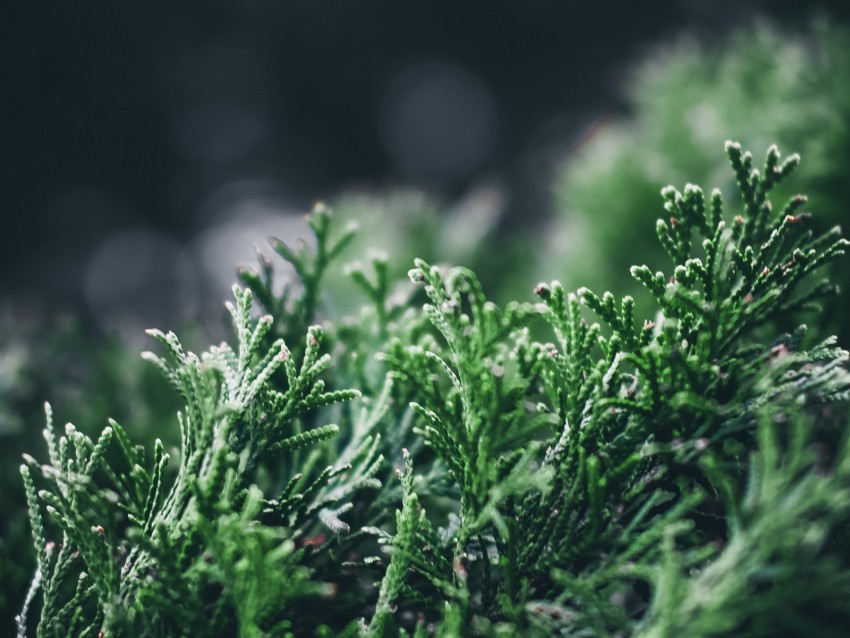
2, 0, 847, 339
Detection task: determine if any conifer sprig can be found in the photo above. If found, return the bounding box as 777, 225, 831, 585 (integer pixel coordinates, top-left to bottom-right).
238, 202, 359, 351
19, 282, 361, 635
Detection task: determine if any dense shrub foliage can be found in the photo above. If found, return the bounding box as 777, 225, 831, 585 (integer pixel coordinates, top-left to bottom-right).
13, 143, 850, 636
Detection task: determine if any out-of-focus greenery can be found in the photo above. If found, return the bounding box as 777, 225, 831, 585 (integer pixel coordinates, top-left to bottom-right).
325, 185, 532, 311
545, 21, 850, 342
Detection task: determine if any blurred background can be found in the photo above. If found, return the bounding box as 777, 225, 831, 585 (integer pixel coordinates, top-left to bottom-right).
3, 0, 848, 341
4, 0, 850, 629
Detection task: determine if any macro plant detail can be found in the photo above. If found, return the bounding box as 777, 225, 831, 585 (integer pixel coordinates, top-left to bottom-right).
16, 143, 850, 636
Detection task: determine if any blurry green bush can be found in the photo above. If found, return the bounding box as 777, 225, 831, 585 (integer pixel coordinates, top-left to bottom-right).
544, 21, 850, 342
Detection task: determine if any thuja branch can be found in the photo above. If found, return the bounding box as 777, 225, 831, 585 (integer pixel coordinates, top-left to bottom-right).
17, 142, 850, 637
20, 286, 360, 636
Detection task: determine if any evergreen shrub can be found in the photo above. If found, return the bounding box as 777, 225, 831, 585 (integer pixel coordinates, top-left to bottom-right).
15, 143, 850, 636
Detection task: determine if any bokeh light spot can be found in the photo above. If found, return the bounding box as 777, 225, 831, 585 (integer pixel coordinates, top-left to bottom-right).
378, 59, 497, 184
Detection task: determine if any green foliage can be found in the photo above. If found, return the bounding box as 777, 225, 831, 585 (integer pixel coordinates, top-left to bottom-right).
17, 281, 366, 635
0, 312, 181, 638
16, 142, 850, 636
638, 410, 850, 638
546, 20, 850, 343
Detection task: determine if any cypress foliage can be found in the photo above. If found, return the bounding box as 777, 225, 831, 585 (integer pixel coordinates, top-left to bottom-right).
17, 143, 850, 636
